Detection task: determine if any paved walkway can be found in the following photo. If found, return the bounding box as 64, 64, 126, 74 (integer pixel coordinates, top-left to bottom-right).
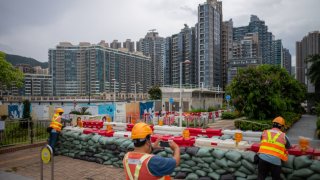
286, 114, 320, 148
0, 147, 125, 180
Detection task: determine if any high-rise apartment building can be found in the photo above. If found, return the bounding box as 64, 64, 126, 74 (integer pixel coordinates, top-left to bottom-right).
123, 39, 135, 52
22, 74, 53, 96
198, 0, 222, 88
110, 40, 121, 49
222, 19, 233, 89
163, 24, 197, 86
137, 31, 165, 86
283, 48, 292, 75
49, 41, 151, 97
271, 39, 283, 66
233, 15, 274, 65
296, 31, 320, 93
228, 32, 262, 83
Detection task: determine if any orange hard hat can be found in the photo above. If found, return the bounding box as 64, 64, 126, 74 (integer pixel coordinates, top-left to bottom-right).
55, 108, 64, 114
273, 116, 285, 126
131, 122, 153, 140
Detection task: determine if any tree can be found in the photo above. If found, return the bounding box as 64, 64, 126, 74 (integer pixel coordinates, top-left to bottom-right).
148, 86, 162, 100
0, 51, 24, 88
69, 107, 92, 115
227, 65, 306, 120
306, 54, 320, 102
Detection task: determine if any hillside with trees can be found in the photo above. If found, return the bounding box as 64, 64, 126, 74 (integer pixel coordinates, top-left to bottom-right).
4, 53, 48, 68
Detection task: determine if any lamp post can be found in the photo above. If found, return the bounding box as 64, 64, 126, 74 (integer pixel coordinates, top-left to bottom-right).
134, 82, 140, 121
112, 79, 116, 121
179, 60, 191, 127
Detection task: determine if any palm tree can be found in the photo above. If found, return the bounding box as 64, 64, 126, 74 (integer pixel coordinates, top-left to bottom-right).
306, 54, 320, 101
69, 107, 92, 115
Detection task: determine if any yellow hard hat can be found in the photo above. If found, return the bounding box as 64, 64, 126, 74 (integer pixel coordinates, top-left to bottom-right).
273, 116, 285, 126
131, 122, 153, 140
55, 108, 64, 114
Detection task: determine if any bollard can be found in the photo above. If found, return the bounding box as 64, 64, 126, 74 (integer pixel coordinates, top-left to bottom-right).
40, 144, 54, 180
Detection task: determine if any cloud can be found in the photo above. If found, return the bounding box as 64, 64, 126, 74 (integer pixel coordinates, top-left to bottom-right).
0, 0, 319, 65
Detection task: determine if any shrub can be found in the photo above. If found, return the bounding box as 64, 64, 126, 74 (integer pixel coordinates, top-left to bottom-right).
317, 117, 320, 130
221, 112, 236, 119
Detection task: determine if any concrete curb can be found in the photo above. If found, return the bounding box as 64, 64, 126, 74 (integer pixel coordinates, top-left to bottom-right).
0, 141, 46, 154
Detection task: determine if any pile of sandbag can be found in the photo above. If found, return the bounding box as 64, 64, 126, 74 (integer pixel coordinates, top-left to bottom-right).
56, 129, 320, 180
55, 129, 135, 168
155, 147, 320, 180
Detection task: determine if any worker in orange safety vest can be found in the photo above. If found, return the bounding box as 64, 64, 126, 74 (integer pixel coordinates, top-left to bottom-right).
48, 108, 64, 152
123, 122, 180, 180
258, 116, 291, 180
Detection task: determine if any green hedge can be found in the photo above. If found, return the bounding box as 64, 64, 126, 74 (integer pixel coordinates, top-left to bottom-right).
317, 117, 320, 139
234, 112, 301, 131
221, 112, 236, 119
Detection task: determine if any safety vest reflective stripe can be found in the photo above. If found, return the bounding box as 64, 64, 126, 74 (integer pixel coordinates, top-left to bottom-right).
261, 140, 285, 148
260, 141, 285, 151
259, 145, 285, 155
125, 154, 151, 180
259, 148, 287, 161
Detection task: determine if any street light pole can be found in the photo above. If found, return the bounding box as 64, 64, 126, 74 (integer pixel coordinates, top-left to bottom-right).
179, 60, 191, 127
112, 79, 116, 121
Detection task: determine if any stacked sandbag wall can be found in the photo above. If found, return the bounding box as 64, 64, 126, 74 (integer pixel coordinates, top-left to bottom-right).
56, 129, 320, 180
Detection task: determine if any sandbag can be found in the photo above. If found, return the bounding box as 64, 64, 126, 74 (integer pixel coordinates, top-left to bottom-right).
241, 151, 256, 163
210, 162, 221, 170
174, 167, 181, 172
157, 151, 167, 157
191, 166, 201, 171
88, 140, 95, 146
79, 134, 92, 141
192, 156, 204, 163
175, 172, 187, 179
91, 134, 101, 143
164, 147, 173, 154
103, 160, 112, 165
95, 158, 104, 164
185, 173, 199, 180
215, 169, 227, 175
184, 160, 196, 167
195, 170, 207, 177
180, 153, 191, 160
180, 147, 186, 154
310, 160, 320, 173
292, 168, 313, 177
281, 167, 293, 174
186, 147, 200, 156
110, 157, 119, 162
282, 155, 295, 169
197, 162, 210, 168
234, 171, 246, 178
101, 155, 110, 161
105, 137, 118, 144
225, 150, 242, 162
201, 157, 215, 163
236, 177, 247, 180
227, 160, 241, 168
180, 168, 193, 173
72, 140, 80, 145
220, 134, 232, 140
241, 159, 255, 172
208, 172, 220, 180
180, 164, 191, 168
196, 147, 213, 157
238, 166, 251, 175
294, 156, 312, 169
202, 167, 213, 173
114, 138, 127, 146
211, 149, 226, 159
215, 158, 228, 168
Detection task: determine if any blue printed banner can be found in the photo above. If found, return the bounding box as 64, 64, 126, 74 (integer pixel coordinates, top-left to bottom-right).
8, 104, 23, 119
98, 104, 115, 121
140, 102, 154, 120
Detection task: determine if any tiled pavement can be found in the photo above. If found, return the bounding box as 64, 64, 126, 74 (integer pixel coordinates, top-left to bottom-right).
208, 119, 236, 130
0, 147, 125, 180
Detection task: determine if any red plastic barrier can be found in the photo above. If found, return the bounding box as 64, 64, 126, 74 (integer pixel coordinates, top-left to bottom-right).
151, 134, 163, 142
185, 128, 222, 137
83, 128, 99, 134
313, 149, 320, 157
287, 145, 314, 156
250, 143, 261, 152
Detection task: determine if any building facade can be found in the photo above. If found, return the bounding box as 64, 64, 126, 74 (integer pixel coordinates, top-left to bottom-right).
110, 40, 121, 49
233, 15, 274, 65
137, 31, 165, 86
222, 19, 233, 88
283, 48, 292, 75
22, 74, 53, 96
228, 32, 262, 83
271, 39, 283, 66
198, 0, 222, 88
123, 39, 135, 52
49, 42, 151, 98
163, 25, 197, 87
296, 31, 320, 93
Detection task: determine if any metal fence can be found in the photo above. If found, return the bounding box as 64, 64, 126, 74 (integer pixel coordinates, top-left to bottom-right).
0, 119, 50, 148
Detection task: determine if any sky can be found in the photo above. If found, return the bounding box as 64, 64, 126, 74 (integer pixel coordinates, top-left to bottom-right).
0, 0, 319, 66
